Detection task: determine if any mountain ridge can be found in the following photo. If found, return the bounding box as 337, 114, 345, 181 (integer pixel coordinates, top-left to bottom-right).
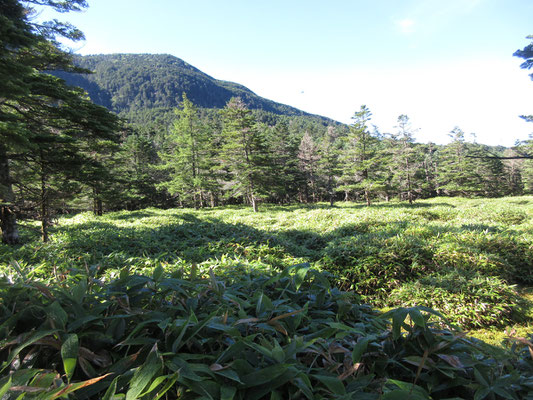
53, 53, 335, 123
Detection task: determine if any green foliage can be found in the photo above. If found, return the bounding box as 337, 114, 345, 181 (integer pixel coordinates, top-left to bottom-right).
0, 263, 532, 399
389, 269, 526, 328
338, 105, 386, 205
1, 197, 531, 330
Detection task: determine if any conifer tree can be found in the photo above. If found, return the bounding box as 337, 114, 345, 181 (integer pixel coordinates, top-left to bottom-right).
298, 131, 320, 203
158, 93, 217, 208
436, 127, 484, 196
318, 126, 340, 206
390, 115, 421, 203
219, 97, 265, 212
0, 0, 120, 242
339, 105, 384, 205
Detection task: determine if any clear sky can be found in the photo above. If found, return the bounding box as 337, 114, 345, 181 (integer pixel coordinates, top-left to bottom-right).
37, 0, 533, 146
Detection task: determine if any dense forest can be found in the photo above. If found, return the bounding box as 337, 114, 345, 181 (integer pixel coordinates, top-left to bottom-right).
2, 43, 533, 243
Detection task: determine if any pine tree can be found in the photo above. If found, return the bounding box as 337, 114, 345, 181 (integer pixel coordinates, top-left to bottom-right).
436, 127, 484, 196
263, 122, 301, 204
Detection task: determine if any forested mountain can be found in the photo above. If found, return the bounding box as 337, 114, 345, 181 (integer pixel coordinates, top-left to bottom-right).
53, 53, 326, 120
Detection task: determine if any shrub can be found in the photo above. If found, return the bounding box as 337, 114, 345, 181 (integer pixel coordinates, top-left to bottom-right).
0, 265, 532, 399
389, 269, 526, 328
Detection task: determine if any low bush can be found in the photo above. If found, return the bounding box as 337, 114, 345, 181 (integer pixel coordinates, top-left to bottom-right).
0, 264, 532, 399
389, 269, 527, 328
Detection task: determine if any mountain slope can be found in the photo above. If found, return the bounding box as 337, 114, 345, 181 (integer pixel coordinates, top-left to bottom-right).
53, 53, 324, 119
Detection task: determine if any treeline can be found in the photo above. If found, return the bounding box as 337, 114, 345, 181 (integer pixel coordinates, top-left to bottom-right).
2, 0, 533, 245
6, 88, 533, 244
90, 97, 531, 212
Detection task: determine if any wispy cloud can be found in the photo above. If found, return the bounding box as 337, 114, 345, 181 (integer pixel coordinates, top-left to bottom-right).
395, 18, 416, 34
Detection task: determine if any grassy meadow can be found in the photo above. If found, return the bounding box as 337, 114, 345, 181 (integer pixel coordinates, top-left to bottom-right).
1, 196, 532, 398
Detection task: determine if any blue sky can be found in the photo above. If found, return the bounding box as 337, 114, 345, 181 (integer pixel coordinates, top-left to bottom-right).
37, 0, 533, 146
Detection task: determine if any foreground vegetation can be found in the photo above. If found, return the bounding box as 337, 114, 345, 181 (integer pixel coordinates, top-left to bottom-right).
0, 197, 532, 398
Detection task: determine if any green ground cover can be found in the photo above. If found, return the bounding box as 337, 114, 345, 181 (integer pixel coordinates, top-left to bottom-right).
0, 196, 532, 398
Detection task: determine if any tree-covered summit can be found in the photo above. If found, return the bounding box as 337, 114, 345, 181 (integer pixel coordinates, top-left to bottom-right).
53, 53, 327, 119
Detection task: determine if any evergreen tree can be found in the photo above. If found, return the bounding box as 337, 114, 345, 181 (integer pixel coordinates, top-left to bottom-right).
119, 131, 163, 209
219, 97, 265, 212
0, 0, 121, 243
158, 93, 217, 208
297, 131, 320, 203
338, 105, 384, 205
318, 126, 341, 206
390, 115, 421, 203
437, 127, 485, 196
263, 122, 301, 204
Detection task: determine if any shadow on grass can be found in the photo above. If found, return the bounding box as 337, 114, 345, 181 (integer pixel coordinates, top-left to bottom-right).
263, 201, 456, 212
2, 202, 530, 289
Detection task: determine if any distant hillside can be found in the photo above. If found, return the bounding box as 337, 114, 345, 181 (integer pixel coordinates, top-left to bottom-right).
53, 53, 327, 121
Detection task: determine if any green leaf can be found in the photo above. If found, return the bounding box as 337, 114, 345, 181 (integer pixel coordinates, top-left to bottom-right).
408, 308, 426, 328
0, 376, 12, 398
312, 375, 346, 396
101, 376, 119, 400
474, 387, 491, 400
292, 263, 311, 290
220, 385, 237, 400
294, 375, 314, 400
153, 265, 164, 281
382, 389, 429, 400
61, 334, 79, 382
1, 330, 58, 373
47, 301, 68, 329
126, 345, 163, 400
71, 280, 87, 303
352, 337, 371, 363
271, 341, 285, 363
242, 364, 288, 387
152, 372, 179, 400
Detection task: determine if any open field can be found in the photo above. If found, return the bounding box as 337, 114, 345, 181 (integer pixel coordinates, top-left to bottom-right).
0, 196, 532, 398
3, 196, 532, 331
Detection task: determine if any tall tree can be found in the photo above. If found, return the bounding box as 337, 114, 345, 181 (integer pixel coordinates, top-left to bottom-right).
297, 131, 320, 203
318, 126, 340, 206
263, 122, 301, 204
0, 0, 120, 242
158, 93, 217, 208
390, 115, 420, 203
436, 127, 488, 196
219, 97, 265, 212
339, 105, 384, 205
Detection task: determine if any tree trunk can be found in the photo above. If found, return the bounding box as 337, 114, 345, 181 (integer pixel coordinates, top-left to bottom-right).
40, 166, 49, 243
93, 187, 103, 216
364, 189, 371, 206
0, 145, 19, 244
